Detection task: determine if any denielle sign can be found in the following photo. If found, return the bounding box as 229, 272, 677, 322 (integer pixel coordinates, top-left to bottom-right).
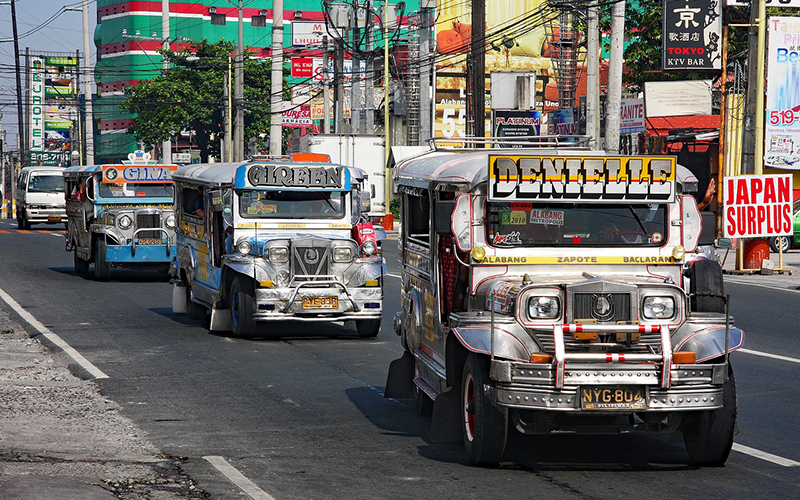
29, 56, 45, 152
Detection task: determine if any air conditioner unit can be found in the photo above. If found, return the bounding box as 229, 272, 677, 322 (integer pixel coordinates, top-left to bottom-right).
329, 4, 350, 29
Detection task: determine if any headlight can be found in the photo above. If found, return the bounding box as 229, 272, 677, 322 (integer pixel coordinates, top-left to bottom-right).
117, 214, 132, 229
275, 270, 290, 287
165, 214, 176, 228
236, 239, 252, 256
361, 240, 377, 256
333, 246, 353, 262
642, 296, 675, 319
528, 296, 560, 319
268, 246, 289, 263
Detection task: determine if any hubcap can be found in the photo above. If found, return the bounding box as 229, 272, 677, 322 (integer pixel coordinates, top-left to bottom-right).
464, 373, 476, 441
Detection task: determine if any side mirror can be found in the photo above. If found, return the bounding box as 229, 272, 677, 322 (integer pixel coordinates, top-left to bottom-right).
209, 189, 225, 213
698, 210, 716, 246
715, 237, 732, 249
435, 200, 456, 235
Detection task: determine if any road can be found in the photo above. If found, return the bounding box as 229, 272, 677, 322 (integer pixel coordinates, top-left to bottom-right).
0, 218, 798, 499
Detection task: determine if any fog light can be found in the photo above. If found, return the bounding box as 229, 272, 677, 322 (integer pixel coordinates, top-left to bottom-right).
259, 280, 274, 288
672, 245, 686, 260
471, 246, 486, 262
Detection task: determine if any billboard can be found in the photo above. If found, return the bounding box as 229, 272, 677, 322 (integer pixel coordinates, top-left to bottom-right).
28, 55, 78, 166
662, 0, 722, 70
433, 0, 554, 141
765, 16, 800, 169
724, 174, 793, 238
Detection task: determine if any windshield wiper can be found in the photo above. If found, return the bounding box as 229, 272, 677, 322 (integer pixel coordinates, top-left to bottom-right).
627, 206, 647, 234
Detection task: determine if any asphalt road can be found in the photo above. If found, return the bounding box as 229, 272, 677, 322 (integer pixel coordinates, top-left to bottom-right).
0, 218, 798, 500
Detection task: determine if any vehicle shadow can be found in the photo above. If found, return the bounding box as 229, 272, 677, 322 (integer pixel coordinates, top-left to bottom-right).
345, 385, 695, 470
50, 267, 172, 283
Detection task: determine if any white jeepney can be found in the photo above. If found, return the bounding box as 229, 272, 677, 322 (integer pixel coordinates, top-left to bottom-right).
171, 157, 385, 338
385, 145, 743, 466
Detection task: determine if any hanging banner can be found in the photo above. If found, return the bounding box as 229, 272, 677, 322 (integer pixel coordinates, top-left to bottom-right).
662, 0, 722, 70
765, 16, 800, 169
29, 56, 45, 153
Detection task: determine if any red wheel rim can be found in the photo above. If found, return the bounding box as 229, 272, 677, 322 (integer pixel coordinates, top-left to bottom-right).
465, 373, 475, 440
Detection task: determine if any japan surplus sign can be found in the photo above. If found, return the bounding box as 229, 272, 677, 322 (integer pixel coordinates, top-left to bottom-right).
723, 174, 793, 238
663, 0, 722, 70
765, 17, 800, 169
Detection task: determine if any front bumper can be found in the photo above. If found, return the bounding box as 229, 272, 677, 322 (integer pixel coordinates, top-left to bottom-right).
105, 243, 176, 263
254, 280, 382, 322
492, 360, 727, 412
26, 208, 66, 223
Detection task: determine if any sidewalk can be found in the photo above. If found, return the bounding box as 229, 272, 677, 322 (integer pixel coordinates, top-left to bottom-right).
0, 308, 206, 499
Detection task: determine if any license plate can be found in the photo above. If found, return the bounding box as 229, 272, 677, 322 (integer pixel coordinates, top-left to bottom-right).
580, 386, 646, 410
138, 238, 164, 245
302, 296, 338, 309
48, 215, 61, 222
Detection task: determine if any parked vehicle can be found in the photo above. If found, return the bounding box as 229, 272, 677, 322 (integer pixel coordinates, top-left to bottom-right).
63, 154, 178, 281
385, 143, 743, 467
768, 199, 800, 252
170, 155, 385, 338
15, 166, 66, 229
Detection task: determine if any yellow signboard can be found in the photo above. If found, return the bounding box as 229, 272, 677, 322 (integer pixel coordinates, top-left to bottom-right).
481, 255, 676, 265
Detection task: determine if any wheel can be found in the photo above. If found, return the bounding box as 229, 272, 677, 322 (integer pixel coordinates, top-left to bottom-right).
461, 353, 507, 466
73, 250, 89, 274
18, 212, 31, 230
769, 235, 792, 253
16, 214, 23, 229
93, 238, 111, 282
230, 275, 256, 338
186, 281, 207, 320
689, 259, 725, 313
356, 318, 381, 338
682, 364, 737, 466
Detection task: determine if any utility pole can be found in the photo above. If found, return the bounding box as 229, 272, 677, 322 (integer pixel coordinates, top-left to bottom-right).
605, 0, 625, 154
269, 0, 284, 156
82, 0, 94, 164
335, 39, 344, 134
161, 0, 171, 164
323, 35, 331, 134
753, 0, 767, 175
352, 4, 362, 134
419, 2, 432, 143
469, 0, 486, 140
10, 0, 25, 167
586, 1, 600, 150
365, 11, 374, 134
234, 0, 245, 161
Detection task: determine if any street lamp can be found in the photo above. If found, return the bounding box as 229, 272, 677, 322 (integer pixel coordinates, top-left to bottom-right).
186, 56, 233, 163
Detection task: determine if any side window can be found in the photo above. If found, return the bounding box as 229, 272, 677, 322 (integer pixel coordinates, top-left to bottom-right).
17, 174, 26, 191
181, 186, 204, 219
405, 192, 431, 246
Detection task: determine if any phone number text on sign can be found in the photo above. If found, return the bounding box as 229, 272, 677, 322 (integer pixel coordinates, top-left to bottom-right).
724, 174, 793, 238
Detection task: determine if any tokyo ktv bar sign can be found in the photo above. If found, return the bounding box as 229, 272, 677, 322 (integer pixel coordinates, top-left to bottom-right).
663, 0, 722, 70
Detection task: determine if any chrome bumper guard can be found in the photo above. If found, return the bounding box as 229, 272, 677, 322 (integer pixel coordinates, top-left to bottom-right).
253, 278, 382, 322
131, 228, 171, 257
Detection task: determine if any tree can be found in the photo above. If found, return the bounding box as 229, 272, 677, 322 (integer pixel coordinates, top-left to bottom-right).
123, 40, 286, 162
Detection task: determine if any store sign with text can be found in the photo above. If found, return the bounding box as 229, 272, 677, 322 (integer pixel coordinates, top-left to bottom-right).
764, 16, 800, 169
723, 174, 793, 238
662, 0, 722, 70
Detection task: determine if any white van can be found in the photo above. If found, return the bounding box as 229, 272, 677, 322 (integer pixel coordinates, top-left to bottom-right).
15, 166, 67, 229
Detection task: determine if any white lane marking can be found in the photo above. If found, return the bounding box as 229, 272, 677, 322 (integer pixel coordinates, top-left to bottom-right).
733, 443, 800, 467
738, 348, 800, 364
386, 272, 401, 279
0, 286, 108, 379
724, 277, 800, 293
204, 456, 276, 500
50, 232, 64, 237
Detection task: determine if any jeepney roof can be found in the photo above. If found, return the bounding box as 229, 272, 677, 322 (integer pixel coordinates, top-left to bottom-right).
172, 161, 364, 188
394, 148, 697, 193
63, 165, 101, 177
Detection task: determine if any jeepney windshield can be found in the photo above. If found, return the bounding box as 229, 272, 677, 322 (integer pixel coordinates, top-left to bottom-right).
28, 174, 65, 193
238, 189, 345, 219
486, 202, 668, 247
98, 182, 174, 198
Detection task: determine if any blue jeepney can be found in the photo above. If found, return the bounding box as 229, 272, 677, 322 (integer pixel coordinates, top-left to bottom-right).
171, 157, 385, 338
63, 156, 178, 281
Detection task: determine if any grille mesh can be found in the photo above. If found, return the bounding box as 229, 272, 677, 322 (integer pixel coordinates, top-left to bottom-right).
573, 293, 631, 322
291, 244, 330, 279
136, 213, 161, 239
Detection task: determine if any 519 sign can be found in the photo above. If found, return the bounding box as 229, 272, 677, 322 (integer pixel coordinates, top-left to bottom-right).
769, 108, 800, 126
727, 0, 800, 6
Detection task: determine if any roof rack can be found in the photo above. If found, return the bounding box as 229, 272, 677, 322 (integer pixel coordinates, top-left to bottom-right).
427, 135, 592, 151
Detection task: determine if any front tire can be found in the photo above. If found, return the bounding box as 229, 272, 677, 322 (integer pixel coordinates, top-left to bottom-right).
230, 275, 256, 338
356, 318, 381, 338
73, 250, 89, 274
462, 353, 507, 466
93, 239, 111, 282
689, 259, 725, 313
682, 365, 737, 466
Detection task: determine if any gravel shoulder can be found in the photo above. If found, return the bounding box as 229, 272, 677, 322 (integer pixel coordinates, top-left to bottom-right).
0, 309, 208, 499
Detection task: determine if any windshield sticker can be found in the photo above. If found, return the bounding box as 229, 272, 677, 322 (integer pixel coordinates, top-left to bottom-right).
500, 211, 527, 225
530, 209, 564, 225
511, 202, 532, 211
651, 232, 663, 243
492, 231, 522, 245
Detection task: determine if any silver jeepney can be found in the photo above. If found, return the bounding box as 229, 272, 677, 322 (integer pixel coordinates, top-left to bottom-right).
385, 144, 742, 467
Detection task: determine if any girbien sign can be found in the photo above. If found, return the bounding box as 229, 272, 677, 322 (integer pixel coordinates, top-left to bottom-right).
244, 164, 348, 190
488, 155, 676, 203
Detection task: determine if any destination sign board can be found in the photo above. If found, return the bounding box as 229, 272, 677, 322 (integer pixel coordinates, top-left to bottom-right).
488, 155, 676, 203
102, 165, 177, 184
242, 163, 350, 191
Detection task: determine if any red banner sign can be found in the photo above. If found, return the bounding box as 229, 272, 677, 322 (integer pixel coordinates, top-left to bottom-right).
724, 174, 793, 238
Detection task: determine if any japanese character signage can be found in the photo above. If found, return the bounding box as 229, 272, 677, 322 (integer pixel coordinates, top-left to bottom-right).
765, 16, 800, 169
663, 0, 722, 70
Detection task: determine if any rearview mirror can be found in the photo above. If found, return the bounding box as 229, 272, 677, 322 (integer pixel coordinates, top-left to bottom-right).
435, 200, 456, 235
209, 189, 225, 213
699, 211, 716, 246
715, 237, 732, 249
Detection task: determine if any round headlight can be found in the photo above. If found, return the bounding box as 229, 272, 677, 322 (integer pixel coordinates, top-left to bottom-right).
642, 296, 675, 320
268, 246, 289, 263
165, 214, 176, 228
528, 296, 560, 319
361, 240, 376, 256
236, 239, 252, 256
117, 214, 132, 229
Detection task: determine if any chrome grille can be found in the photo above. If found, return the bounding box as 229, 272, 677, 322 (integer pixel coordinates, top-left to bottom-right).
573, 293, 631, 322
136, 213, 162, 239
291, 243, 331, 279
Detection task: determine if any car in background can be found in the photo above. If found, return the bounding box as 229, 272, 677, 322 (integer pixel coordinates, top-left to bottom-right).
769, 199, 800, 253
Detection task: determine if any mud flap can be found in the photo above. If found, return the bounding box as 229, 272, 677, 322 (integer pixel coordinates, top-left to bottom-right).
172, 283, 187, 314
384, 351, 415, 399
430, 387, 462, 442
210, 306, 232, 332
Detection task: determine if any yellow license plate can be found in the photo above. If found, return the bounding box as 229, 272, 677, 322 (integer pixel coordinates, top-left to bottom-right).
580, 386, 646, 410
302, 296, 338, 309
138, 238, 164, 245
48, 215, 61, 222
